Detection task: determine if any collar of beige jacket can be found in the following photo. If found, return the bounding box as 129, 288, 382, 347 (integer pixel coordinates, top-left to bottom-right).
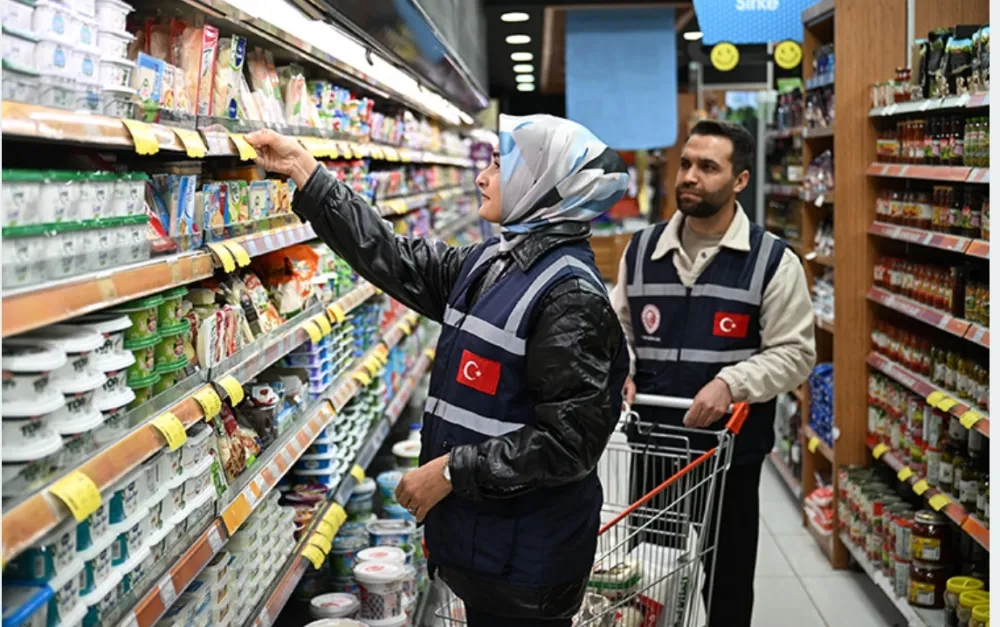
650, 202, 752, 260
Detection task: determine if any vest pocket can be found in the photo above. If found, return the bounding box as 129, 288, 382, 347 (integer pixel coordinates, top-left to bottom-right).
471, 506, 518, 575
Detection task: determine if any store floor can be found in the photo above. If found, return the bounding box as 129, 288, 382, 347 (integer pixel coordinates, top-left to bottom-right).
754, 462, 906, 627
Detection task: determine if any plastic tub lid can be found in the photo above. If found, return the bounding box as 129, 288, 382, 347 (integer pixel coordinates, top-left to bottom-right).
1, 424, 63, 462
391, 440, 420, 459
352, 561, 404, 584
80, 562, 122, 607
2, 386, 65, 417
22, 325, 105, 355
376, 470, 403, 486
304, 620, 368, 627
114, 294, 164, 311
351, 477, 376, 497
309, 593, 361, 619
160, 286, 189, 299
53, 368, 106, 395
363, 615, 407, 627
71, 313, 133, 334
299, 450, 338, 462
365, 518, 415, 537
292, 467, 340, 477
127, 371, 161, 389
159, 318, 191, 337
155, 358, 188, 376
123, 333, 161, 351
92, 349, 135, 373
93, 385, 135, 412
357, 546, 406, 565
2, 23, 40, 42
100, 57, 135, 68
51, 408, 105, 435
2, 343, 67, 373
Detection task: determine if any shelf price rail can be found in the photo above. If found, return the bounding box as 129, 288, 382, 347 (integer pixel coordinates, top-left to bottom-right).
868, 222, 990, 260
867, 287, 991, 349
248, 348, 436, 627
867, 437, 989, 551
866, 162, 990, 184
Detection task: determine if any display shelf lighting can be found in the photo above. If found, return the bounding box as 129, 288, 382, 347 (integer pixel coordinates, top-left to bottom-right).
515, 74, 534, 83
511, 52, 533, 62
500, 12, 529, 22
683, 30, 704, 41
505, 34, 531, 45
513, 64, 534, 73
517, 83, 535, 92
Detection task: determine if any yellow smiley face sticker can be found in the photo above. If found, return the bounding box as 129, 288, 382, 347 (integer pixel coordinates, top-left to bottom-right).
774, 40, 803, 70
710, 42, 740, 72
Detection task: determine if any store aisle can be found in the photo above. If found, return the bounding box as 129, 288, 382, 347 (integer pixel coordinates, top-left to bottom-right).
753, 463, 907, 627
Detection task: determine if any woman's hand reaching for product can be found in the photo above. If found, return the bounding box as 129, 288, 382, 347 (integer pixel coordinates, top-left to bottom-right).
395, 455, 452, 522
244, 129, 318, 188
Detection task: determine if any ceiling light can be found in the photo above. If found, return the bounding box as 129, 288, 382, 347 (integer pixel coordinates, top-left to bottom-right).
515, 74, 534, 83
517, 83, 535, 92
501, 12, 529, 22
513, 64, 534, 73
683, 31, 703, 41
511, 52, 533, 61
506, 34, 531, 45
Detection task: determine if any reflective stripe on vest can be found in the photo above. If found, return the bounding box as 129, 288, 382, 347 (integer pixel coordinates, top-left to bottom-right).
426, 396, 524, 437
636, 347, 757, 363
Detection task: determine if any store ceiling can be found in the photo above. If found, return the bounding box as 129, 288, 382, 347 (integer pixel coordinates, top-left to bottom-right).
483, 0, 697, 98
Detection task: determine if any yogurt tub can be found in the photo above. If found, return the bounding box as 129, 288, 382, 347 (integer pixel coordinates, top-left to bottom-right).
34, 170, 77, 223
110, 507, 148, 565
1, 396, 65, 463
94, 350, 134, 397
127, 372, 159, 409
109, 467, 141, 523
38, 71, 76, 108
310, 593, 361, 619
6, 515, 76, 581
92, 386, 134, 446
69, 0, 97, 18
79, 532, 115, 594
376, 471, 403, 503
391, 440, 420, 469
45, 559, 86, 626
155, 323, 189, 368
71, 46, 99, 85
3, 23, 39, 68
357, 546, 406, 567
80, 566, 122, 627
182, 424, 213, 469
353, 561, 405, 620
18, 324, 104, 383
115, 294, 163, 342
73, 12, 99, 48
306, 439, 338, 456
400, 565, 417, 602
160, 472, 186, 522
381, 503, 413, 522
293, 467, 340, 488
2, 342, 66, 401
75, 497, 110, 552
182, 456, 213, 501
116, 543, 151, 596
94, 0, 131, 32
98, 56, 131, 89
32, 0, 71, 41
71, 314, 133, 363
1, 169, 44, 227
329, 533, 367, 579
158, 287, 189, 330
365, 614, 407, 627
139, 451, 163, 506
109, 172, 147, 216
34, 32, 71, 77
346, 477, 375, 521
125, 334, 158, 381
163, 443, 184, 479
153, 358, 187, 394
3, 0, 35, 31
298, 450, 339, 471
366, 519, 416, 548
75, 171, 113, 220
95, 27, 131, 60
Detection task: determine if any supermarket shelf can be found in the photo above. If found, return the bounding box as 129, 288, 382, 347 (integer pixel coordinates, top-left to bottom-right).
839, 532, 942, 627
226, 221, 317, 258
377, 186, 470, 217
806, 74, 835, 90
867, 286, 989, 347
815, 317, 835, 335
802, 0, 835, 26
966, 239, 990, 259
804, 250, 834, 268
800, 189, 833, 205
248, 349, 436, 627
767, 451, 802, 500
437, 212, 482, 241
802, 126, 834, 139
1, 252, 214, 338
764, 183, 802, 199
868, 92, 990, 117
765, 127, 802, 140
866, 352, 990, 439
803, 425, 834, 462
868, 221, 980, 256
806, 513, 833, 560
867, 437, 989, 551
866, 162, 990, 184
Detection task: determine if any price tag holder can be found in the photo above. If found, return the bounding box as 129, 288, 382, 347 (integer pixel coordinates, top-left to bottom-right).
912, 479, 930, 496
194, 387, 223, 419
327, 304, 346, 324
151, 413, 187, 450
871, 443, 889, 459
229, 133, 258, 161
350, 464, 366, 483
308, 533, 332, 554
807, 436, 820, 454
49, 471, 102, 521
959, 409, 984, 429
122, 119, 160, 155
119, 612, 139, 627
324, 503, 347, 529
303, 545, 325, 569
223, 241, 251, 267
217, 375, 245, 406
897, 467, 914, 482
928, 493, 950, 511
926, 391, 946, 407
207, 243, 237, 273
158, 574, 178, 608
174, 128, 208, 158
207, 525, 225, 552
936, 396, 958, 412
301, 321, 323, 344
352, 370, 372, 386
314, 315, 333, 337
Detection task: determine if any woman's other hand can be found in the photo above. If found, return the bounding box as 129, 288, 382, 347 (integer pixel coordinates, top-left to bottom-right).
245, 129, 318, 188
395, 455, 452, 522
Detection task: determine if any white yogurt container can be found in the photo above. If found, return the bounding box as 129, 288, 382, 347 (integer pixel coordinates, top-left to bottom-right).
75, 172, 113, 220
100, 84, 134, 117
310, 593, 361, 619
16, 325, 103, 386
357, 546, 406, 567
76, 497, 110, 551
68, 0, 97, 17
45, 558, 86, 623
5, 515, 76, 582
111, 506, 149, 566
109, 466, 142, 524
1, 169, 44, 226
3, 23, 39, 68
35, 170, 78, 223
3, 0, 35, 31
79, 531, 115, 594
98, 55, 130, 88
139, 450, 163, 504
1, 391, 65, 463
182, 456, 213, 502
33, 32, 71, 77
94, 26, 130, 59
353, 561, 405, 620
366, 519, 416, 548
2, 342, 66, 402
80, 565, 121, 626
72, 11, 98, 50
1, 228, 46, 288
182, 424, 213, 470
364, 615, 407, 627
32, 0, 72, 42
110, 172, 147, 216
160, 472, 186, 522
71, 314, 133, 366
116, 542, 151, 597
94, 0, 130, 32
92, 384, 134, 445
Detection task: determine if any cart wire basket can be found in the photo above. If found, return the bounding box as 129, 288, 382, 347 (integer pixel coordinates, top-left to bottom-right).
430, 394, 749, 627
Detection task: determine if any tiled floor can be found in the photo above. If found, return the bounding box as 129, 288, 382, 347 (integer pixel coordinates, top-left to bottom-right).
754, 461, 908, 627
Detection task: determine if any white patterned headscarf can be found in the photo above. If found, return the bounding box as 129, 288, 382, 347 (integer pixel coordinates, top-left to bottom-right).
498, 113, 628, 251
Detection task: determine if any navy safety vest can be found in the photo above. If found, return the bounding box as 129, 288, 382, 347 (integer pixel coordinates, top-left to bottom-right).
624, 218, 786, 465
420, 237, 626, 587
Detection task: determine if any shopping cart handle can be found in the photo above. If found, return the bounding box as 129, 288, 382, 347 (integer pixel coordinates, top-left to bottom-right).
630, 394, 751, 435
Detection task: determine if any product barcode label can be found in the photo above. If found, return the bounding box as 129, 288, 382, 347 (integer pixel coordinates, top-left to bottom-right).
207, 526, 225, 552
158, 574, 178, 608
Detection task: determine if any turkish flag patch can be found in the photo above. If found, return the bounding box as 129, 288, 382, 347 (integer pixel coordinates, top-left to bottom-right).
713, 312, 751, 338
455, 350, 502, 396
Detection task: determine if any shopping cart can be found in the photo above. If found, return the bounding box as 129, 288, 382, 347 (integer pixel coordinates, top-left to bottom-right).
430, 394, 748, 627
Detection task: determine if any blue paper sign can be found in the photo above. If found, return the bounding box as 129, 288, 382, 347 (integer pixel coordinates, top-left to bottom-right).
693, 0, 812, 45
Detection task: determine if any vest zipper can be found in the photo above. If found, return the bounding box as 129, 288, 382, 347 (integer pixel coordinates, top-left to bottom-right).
676, 286, 692, 360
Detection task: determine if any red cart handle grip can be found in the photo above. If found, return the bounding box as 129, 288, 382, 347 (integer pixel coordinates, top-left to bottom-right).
725, 402, 750, 435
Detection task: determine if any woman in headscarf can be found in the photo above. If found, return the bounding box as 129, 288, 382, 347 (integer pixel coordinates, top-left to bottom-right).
247, 114, 630, 626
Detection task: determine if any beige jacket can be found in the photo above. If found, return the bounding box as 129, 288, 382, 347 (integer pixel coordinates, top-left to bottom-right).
610, 208, 816, 403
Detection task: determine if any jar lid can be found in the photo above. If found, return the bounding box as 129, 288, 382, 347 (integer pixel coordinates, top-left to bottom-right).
352, 560, 404, 584
93, 385, 135, 412
127, 371, 161, 389
357, 546, 406, 565
1, 420, 63, 461
972, 604, 989, 621
947, 576, 985, 595
158, 318, 192, 337
51, 408, 105, 435
914, 510, 947, 525
960, 590, 990, 609
52, 367, 106, 395
92, 350, 135, 374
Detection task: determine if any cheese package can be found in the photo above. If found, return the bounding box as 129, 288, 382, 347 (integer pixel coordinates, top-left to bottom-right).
213, 36, 248, 119
197, 25, 219, 116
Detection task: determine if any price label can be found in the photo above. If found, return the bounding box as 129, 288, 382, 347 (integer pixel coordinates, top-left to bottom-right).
871, 443, 889, 460
364, 358, 381, 377
49, 471, 102, 522
223, 241, 251, 267
303, 545, 325, 569
301, 321, 323, 344
926, 391, 946, 407
119, 612, 139, 627
328, 304, 346, 324
912, 479, 930, 495
399, 321, 413, 335
314, 315, 333, 337
928, 493, 950, 511
316, 520, 336, 540
325, 141, 340, 159
425, 348, 436, 361
897, 467, 914, 482
194, 387, 223, 419
308, 533, 332, 554
299, 137, 324, 157
217, 375, 245, 406
174, 128, 208, 158
959, 409, 984, 429
258, 608, 272, 627
375, 345, 389, 359
323, 503, 347, 529
207, 243, 237, 273
229, 133, 258, 161
281, 449, 294, 467
158, 574, 178, 608
352, 370, 372, 386
122, 119, 160, 155
207, 525, 225, 552
151, 413, 187, 450
807, 436, 820, 454
936, 396, 958, 412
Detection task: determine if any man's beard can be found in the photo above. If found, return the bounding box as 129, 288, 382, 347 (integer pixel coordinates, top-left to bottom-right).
676, 186, 730, 218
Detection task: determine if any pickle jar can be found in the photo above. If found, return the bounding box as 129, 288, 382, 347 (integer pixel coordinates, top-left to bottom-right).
958, 591, 990, 627
944, 576, 984, 626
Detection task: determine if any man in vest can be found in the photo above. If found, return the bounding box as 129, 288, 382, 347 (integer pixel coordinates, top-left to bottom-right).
610, 120, 816, 627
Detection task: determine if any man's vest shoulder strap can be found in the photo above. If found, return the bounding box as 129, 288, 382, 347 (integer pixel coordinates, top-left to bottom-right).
625, 222, 669, 284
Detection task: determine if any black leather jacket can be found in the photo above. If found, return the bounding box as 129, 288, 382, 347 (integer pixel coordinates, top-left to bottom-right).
293, 166, 627, 617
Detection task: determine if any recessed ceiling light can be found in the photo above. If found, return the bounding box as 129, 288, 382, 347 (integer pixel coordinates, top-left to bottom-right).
511, 52, 533, 62
515, 74, 534, 83
506, 34, 531, 45
517, 83, 535, 92
501, 12, 529, 22
683, 31, 703, 41
513, 64, 534, 73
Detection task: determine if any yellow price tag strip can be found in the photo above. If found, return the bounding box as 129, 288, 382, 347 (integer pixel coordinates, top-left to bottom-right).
314, 316, 332, 337
937, 397, 958, 412
912, 479, 930, 495
425, 347, 437, 361
302, 545, 325, 569
299, 137, 324, 157
325, 141, 340, 159
217, 375, 244, 406
301, 321, 323, 344
222, 241, 251, 267
322, 503, 347, 528
308, 533, 332, 554
327, 304, 346, 324
372, 351, 389, 366
399, 321, 413, 335
871, 443, 889, 460
926, 391, 946, 407
350, 465, 366, 483
364, 358, 380, 377
897, 466, 914, 482
316, 520, 336, 541
194, 387, 223, 419
928, 493, 950, 511
374, 345, 389, 359
807, 436, 820, 454
49, 471, 102, 522
122, 119, 160, 155
174, 128, 208, 158
229, 133, 257, 161
351, 370, 372, 386
959, 409, 984, 429
207, 243, 236, 273
151, 412, 187, 450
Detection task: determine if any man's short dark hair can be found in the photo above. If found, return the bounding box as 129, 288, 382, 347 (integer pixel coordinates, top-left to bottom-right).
688, 119, 755, 177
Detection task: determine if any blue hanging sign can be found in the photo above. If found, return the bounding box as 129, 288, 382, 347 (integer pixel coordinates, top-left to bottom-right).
693, 0, 811, 45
